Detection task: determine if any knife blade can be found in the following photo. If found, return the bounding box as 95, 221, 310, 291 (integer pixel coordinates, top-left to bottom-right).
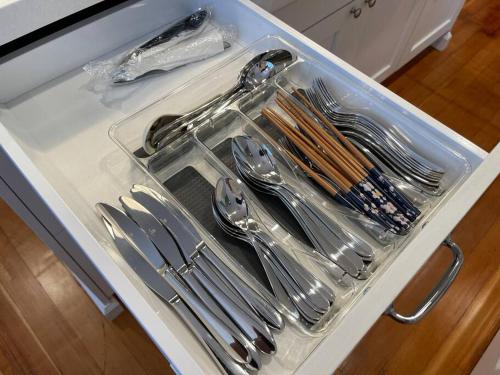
119, 196, 276, 356
130, 185, 202, 260
96, 203, 252, 366
119, 196, 187, 271
131, 184, 284, 331
98, 207, 250, 374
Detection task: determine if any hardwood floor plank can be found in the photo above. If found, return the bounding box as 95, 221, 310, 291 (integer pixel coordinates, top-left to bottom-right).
423, 267, 500, 374
0, 199, 172, 375
37, 261, 155, 375
0, 200, 57, 278
112, 312, 174, 375
462, 0, 500, 36
0, 283, 59, 375
471, 123, 500, 151
387, 76, 433, 107
416, 93, 451, 118
0, 228, 101, 375
432, 102, 483, 140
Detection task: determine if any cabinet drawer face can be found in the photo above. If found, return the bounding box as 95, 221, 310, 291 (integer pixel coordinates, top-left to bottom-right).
303, 0, 362, 65
0, 1, 499, 374
273, 0, 352, 32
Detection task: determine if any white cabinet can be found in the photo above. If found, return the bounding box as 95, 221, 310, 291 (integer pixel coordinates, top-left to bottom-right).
272, 0, 351, 33
0, 0, 499, 374
354, 0, 415, 80
267, 0, 466, 81
303, 0, 363, 67
400, 0, 466, 64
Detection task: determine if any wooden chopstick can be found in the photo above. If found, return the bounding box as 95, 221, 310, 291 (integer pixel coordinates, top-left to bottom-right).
262, 108, 353, 192
257, 128, 341, 199
275, 93, 368, 184
277, 91, 367, 176
292, 88, 376, 171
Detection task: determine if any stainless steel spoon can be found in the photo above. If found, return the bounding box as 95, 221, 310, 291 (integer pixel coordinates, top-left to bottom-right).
214, 177, 334, 314
143, 49, 294, 154
232, 136, 370, 277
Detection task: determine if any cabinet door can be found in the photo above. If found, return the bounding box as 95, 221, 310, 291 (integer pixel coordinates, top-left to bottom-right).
273, 0, 351, 33
354, 0, 415, 81
303, 0, 363, 67
403, 0, 465, 62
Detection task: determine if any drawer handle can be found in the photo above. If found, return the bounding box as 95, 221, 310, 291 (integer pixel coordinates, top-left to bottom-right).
365, 0, 376, 7
385, 235, 463, 324
350, 7, 362, 18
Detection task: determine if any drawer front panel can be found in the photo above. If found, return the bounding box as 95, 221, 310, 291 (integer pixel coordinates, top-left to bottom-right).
273, 0, 352, 32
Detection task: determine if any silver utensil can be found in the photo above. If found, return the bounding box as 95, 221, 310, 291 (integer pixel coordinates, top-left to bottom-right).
305, 78, 445, 194
213, 177, 335, 325
130, 184, 284, 331
120, 195, 276, 358
232, 135, 370, 278
113, 9, 211, 83
96, 203, 253, 369
143, 49, 295, 154
212, 191, 322, 324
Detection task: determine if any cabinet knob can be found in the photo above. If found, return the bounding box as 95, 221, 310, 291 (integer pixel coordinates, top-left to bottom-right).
365, 0, 376, 7
351, 7, 362, 18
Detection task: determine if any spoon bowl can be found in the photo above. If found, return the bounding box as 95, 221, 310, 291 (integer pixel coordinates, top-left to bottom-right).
144, 50, 294, 154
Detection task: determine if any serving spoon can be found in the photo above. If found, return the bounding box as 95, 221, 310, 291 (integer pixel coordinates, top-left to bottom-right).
142, 49, 294, 154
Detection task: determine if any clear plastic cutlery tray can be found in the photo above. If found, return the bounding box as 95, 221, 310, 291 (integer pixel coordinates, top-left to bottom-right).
108, 35, 472, 371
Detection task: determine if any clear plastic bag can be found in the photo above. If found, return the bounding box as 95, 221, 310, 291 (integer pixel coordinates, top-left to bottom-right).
83, 7, 237, 90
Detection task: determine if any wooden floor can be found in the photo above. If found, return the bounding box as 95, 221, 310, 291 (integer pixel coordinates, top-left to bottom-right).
0, 1, 499, 374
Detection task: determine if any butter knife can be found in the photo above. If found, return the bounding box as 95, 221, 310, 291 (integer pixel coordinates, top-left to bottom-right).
96, 203, 253, 367
131, 184, 284, 330
120, 196, 276, 357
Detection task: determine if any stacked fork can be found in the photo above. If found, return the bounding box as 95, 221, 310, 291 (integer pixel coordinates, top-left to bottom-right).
306, 78, 445, 195
260, 89, 422, 235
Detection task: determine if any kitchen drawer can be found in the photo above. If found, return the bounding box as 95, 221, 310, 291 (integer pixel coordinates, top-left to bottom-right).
0, 1, 499, 374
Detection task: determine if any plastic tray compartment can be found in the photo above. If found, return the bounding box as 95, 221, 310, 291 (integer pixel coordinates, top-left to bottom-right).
109, 34, 473, 374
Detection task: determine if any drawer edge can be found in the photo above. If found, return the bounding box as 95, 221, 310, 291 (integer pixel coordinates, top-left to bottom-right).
0, 125, 209, 375
296, 144, 500, 374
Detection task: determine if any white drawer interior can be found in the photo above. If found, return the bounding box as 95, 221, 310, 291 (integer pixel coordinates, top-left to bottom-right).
0, 0, 497, 374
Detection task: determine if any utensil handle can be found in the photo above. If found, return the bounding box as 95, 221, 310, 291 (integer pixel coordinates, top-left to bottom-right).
163, 269, 251, 365
252, 238, 300, 320
201, 247, 284, 331
278, 187, 363, 278
261, 245, 323, 323
171, 298, 249, 375
150, 84, 241, 148
256, 231, 332, 313
191, 264, 276, 354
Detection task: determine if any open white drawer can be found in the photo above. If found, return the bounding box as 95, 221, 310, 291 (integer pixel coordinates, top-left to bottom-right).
0, 0, 499, 374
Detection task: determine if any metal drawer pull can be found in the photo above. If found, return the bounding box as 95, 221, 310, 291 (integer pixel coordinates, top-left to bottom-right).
351, 7, 362, 18
385, 235, 463, 324
365, 0, 376, 7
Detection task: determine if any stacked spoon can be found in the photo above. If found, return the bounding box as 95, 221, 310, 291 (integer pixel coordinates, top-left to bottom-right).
212, 176, 336, 325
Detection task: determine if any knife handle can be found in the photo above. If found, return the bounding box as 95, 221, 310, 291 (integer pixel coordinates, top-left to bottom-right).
163, 269, 252, 366
171, 298, 249, 375
200, 247, 284, 331
191, 263, 276, 355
